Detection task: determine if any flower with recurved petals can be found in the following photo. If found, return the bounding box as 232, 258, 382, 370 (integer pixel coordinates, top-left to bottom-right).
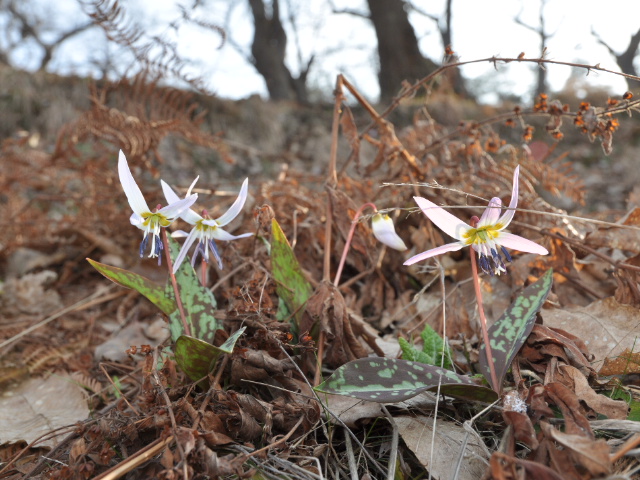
118, 151, 198, 263
403, 166, 548, 275
371, 213, 407, 251
161, 177, 253, 273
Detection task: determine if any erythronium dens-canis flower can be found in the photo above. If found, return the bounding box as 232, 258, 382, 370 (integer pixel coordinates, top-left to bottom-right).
371, 212, 407, 251
161, 177, 252, 273
118, 151, 198, 264
403, 166, 548, 275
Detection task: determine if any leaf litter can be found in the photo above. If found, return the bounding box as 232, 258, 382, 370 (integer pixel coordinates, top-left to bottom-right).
1, 65, 640, 479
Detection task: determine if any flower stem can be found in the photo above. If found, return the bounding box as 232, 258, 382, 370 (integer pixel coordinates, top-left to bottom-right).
469, 216, 499, 392
333, 202, 377, 286
162, 229, 191, 337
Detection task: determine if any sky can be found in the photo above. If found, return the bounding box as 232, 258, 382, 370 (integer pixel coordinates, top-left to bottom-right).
3, 0, 640, 104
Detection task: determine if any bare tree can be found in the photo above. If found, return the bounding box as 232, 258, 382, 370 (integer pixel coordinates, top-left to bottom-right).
515, 0, 553, 98
0, 0, 93, 70
366, 0, 439, 102
592, 27, 640, 91
247, 0, 310, 102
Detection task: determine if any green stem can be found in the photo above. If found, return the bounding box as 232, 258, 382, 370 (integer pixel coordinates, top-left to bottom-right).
333, 202, 377, 286
469, 216, 499, 392
162, 229, 191, 337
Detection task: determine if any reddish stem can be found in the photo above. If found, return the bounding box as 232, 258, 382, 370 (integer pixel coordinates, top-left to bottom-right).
333, 202, 377, 286
162, 229, 191, 337
468, 216, 499, 392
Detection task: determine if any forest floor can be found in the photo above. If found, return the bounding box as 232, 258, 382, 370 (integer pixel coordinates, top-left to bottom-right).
1, 65, 640, 479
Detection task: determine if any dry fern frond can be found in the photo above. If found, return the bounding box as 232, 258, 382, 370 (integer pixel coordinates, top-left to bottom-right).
81, 0, 213, 92
54, 73, 234, 166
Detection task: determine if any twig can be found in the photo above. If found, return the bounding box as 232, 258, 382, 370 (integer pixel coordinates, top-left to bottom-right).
92, 436, 175, 480
0, 284, 115, 351
381, 406, 399, 480
278, 345, 388, 478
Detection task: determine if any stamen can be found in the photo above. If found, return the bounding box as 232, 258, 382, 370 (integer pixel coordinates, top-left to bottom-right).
139, 235, 149, 258
208, 240, 224, 270
501, 246, 512, 263
479, 254, 491, 275
191, 242, 205, 267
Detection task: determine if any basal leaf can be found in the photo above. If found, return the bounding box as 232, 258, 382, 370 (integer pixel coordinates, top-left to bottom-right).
165, 237, 220, 343
87, 258, 176, 315
270, 218, 313, 330
316, 358, 497, 403
478, 268, 554, 391
174, 327, 245, 387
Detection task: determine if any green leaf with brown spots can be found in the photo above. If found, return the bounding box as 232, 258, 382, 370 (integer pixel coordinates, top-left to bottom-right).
175, 327, 245, 388
164, 236, 220, 344
270, 218, 313, 330
315, 358, 498, 403
478, 269, 553, 392
87, 258, 177, 315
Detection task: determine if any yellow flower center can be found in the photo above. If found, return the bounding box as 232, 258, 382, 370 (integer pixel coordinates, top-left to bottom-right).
141, 212, 171, 229
194, 219, 218, 234
462, 224, 503, 245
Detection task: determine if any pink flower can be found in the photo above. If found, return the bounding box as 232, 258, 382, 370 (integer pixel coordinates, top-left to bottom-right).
404, 166, 548, 275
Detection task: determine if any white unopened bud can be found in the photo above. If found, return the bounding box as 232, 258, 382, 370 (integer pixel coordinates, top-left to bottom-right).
371, 213, 407, 251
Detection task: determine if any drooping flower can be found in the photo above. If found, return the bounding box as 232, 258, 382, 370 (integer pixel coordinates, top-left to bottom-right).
371, 213, 407, 251
161, 177, 253, 273
403, 166, 548, 275
118, 150, 198, 263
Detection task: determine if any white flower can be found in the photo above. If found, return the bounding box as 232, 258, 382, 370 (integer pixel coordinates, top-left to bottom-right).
404, 166, 548, 275
371, 213, 407, 251
118, 151, 197, 263
161, 177, 252, 272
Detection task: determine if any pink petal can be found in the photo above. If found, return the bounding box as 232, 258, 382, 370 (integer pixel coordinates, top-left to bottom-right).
498, 165, 520, 227
403, 242, 466, 266
478, 197, 502, 227
413, 197, 471, 240
497, 232, 548, 255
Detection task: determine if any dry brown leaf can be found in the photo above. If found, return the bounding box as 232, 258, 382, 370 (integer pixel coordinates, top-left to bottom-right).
489, 451, 565, 480
541, 297, 640, 368
394, 415, 490, 480
599, 348, 640, 375
586, 207, 640, 253
0, 375, 89, 448
556, 365, 628, 419
541, 422, 612, 476
503, 411, 539, 450
301, 281, 369, 367
321, 394, 384, 428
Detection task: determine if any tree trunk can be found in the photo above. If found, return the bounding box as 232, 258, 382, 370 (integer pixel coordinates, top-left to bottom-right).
367, 0, 438, 102
247, 0, 307, 102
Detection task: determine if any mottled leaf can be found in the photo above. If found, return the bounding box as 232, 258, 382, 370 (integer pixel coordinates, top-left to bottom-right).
175, 327, 246, 387
165, 237, 220, 343
87, 258, 176, 315
478, 269, 554, 391
316, 358, 497, 403
270, 218, 313, 330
